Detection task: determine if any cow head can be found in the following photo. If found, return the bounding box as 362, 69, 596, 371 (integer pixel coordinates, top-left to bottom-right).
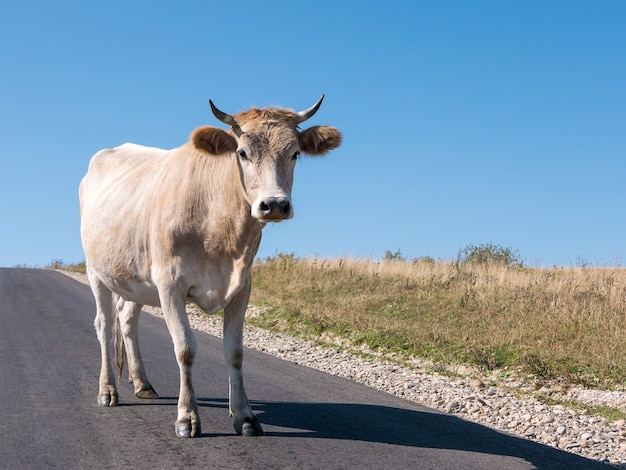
191, 96, 342, 223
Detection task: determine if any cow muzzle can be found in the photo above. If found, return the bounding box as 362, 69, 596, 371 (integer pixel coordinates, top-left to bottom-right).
253, 197, 293, 222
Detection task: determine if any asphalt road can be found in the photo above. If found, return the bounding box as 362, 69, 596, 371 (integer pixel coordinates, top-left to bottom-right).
0, 268, 611, 469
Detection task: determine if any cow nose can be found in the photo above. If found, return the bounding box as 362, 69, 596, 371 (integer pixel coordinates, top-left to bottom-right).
258, 198, 292, 220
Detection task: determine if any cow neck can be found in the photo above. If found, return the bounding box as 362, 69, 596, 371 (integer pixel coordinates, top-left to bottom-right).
157, 145, 261, 259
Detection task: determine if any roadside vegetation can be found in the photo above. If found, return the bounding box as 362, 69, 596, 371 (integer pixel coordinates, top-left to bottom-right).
249, 246, 626, 391
47, 259, 86, 272
54, 244, 626, 390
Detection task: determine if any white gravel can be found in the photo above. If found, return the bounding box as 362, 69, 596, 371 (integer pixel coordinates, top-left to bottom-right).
61, 270, 626, 466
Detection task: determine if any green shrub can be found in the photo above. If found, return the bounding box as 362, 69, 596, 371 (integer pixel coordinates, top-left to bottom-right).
384, 249, 405, 261
459, 243, 523, 267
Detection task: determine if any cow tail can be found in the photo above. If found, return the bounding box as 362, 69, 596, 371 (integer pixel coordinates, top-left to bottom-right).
113, 294, 127, 383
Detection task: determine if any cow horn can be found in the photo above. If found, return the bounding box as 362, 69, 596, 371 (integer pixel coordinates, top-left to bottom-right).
209, 100, 237, 127
295, 95, 325, 124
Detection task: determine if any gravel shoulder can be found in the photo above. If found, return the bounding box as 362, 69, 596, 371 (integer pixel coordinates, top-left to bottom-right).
61, 270, 626, 466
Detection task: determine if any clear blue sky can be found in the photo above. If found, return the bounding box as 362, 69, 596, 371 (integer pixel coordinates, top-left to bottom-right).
1, 1, 625, 267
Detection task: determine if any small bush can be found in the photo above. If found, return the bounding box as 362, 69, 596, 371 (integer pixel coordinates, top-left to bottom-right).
524, 353, 555, 379
459, 243, 523, 267
46, 259, 66, 269
384, 249, 405, 261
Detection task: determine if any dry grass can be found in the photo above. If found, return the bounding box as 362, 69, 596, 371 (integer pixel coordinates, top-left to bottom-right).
250, 254, 626, 389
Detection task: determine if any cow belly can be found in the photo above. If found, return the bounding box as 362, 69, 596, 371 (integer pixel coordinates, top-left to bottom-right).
101, 274, 161, 307
103, 274, 228, 313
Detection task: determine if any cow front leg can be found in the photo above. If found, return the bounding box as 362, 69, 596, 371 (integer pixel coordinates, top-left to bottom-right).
88, 267, 118, 407
224, 278, 264, 436
159, 287, 201, 438
116, 298, 158, 399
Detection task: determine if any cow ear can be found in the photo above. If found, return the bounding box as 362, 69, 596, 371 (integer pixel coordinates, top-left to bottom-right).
299, 126, 342, 156
191, 126, 237, 155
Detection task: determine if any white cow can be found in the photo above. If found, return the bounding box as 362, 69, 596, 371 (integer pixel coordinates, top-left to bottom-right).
79, 96, 341, 437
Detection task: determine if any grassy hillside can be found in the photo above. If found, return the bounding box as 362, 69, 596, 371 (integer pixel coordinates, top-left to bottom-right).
249, 254, 626, 389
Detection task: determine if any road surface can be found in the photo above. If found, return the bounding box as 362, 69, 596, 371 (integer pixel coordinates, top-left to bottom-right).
0, 268, 609, 469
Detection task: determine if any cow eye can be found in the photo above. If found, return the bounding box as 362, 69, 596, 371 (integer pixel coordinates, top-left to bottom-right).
237, 150, 248, 161
292, 151, 300, 161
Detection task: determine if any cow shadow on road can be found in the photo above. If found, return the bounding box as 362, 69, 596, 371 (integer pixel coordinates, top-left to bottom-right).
246, 400, 609, 470
117, 395, 608, 468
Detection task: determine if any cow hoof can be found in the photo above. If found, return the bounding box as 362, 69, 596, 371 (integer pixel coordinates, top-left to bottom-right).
236, 417, 264, 436
98, 391, 118, 407
175, 418, 201, 438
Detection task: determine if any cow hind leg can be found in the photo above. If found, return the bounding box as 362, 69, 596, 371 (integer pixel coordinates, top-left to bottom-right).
116, 297, 158, 399
88, 267, 118, 407
224, 279, 264, 437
